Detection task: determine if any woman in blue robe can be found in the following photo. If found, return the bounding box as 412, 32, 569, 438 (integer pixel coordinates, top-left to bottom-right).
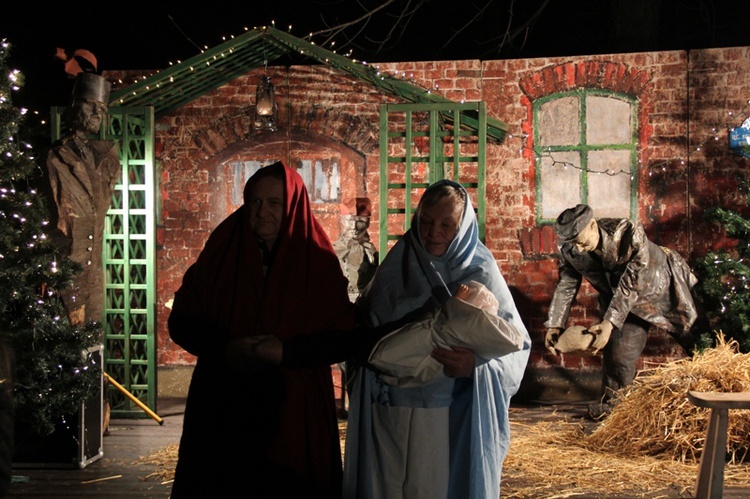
343, 180, 531, 499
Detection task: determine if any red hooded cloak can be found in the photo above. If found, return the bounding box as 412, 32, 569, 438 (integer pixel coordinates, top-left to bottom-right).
169, 161, 355, 498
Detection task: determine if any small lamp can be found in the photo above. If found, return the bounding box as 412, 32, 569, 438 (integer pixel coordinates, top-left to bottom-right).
254, 75, 278, 132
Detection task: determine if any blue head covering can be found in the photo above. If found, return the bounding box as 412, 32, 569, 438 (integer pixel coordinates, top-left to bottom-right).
361, 179, 521, 329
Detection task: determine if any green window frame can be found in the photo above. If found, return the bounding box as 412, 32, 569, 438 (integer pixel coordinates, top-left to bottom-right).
533, 89, 638, 223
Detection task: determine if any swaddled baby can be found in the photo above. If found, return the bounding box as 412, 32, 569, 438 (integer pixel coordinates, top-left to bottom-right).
368, 281, 526, 387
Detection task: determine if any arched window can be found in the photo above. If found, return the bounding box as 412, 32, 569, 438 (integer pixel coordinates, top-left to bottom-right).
227, 158, 341, 206
534, 90, 638, 222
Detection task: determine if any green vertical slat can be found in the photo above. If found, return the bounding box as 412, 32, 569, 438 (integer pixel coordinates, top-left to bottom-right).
144, 108, 156, 411
429, 110, 440, 184
50, 107, 62, 141
452, 108, 461, 181
580, 94, 589, 204
478, 101, 487, 242
629, 103, 639, 221
122, 112, 132, 408
404, 110, 413, 233
379, 105, 389, 261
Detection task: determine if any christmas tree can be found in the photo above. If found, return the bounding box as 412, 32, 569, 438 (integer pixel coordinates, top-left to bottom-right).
0, 39, 100, 437
693, 177, 750, 353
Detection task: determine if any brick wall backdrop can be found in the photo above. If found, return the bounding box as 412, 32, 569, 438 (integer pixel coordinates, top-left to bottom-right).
110, 45, 750, 401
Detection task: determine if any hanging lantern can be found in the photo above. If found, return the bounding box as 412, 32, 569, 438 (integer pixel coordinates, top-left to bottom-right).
254, 75, 277, 132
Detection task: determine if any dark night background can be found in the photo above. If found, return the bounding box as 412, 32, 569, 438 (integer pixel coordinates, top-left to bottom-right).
2, 0, 750, 117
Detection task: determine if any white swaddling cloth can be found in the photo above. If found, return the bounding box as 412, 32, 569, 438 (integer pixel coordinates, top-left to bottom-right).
368, 281, 526, 387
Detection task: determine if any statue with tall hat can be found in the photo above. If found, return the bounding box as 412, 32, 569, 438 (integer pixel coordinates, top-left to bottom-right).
45, 71, 122, 326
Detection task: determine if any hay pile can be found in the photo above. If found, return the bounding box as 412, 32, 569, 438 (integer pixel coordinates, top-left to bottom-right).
583, 333, 750, 463
503, 334, 750, 497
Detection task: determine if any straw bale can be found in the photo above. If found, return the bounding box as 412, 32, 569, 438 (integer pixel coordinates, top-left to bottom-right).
583, 333, 750, 463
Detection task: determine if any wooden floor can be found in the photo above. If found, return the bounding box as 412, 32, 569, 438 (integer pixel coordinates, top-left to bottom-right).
9, 398, 186, 498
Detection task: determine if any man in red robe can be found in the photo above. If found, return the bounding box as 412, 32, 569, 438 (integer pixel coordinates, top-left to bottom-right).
168, 162, 355, 498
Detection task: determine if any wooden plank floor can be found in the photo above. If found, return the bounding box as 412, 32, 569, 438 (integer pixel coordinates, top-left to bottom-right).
8, 397, 186, 498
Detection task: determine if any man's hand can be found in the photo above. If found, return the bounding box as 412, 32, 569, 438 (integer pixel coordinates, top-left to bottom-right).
431, 346, 475, 378
226, 335, 282, 373
588, 320, 614, 353
226, 336, 259, 374
251, 335, 283, 365
545, 328, 563, 355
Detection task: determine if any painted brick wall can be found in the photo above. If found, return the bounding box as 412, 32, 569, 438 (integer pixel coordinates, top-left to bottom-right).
108, 45, 750, 400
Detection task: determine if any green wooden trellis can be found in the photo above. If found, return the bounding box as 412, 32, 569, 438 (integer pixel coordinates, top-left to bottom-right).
51, 106, 157, 418
379, 102, 487, 258
102, 106, 157, 418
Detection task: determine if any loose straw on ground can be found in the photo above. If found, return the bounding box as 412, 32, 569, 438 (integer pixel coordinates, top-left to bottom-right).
134, 422, 348, 485
133, 443, 179, 483
503, 419, 701, 498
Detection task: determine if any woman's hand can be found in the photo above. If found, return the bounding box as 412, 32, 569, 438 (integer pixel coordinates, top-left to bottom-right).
431, 346, 475, 378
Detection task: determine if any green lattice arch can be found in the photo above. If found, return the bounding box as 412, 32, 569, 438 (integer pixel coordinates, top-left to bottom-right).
102, 107, 157, 418
379, 102, 488, 258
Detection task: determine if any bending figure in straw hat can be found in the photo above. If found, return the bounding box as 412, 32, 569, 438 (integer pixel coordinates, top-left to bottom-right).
544, 204, 700, 419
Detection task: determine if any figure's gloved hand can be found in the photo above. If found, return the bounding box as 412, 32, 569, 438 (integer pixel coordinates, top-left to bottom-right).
588, 320, 614, 353
545, 328, 563, 355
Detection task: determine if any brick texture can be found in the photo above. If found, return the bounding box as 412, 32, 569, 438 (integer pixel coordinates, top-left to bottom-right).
107, 47, 750, 398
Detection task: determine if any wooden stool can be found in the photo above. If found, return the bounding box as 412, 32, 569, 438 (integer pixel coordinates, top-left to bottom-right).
687, 391, 750, 499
